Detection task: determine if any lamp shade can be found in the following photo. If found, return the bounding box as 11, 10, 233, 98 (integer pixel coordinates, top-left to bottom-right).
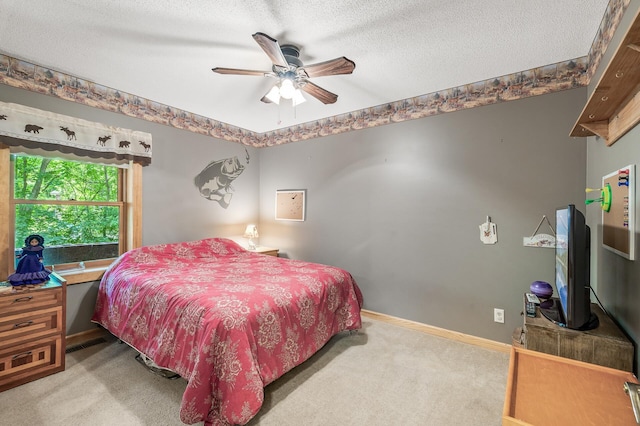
265, 86, 281, 104
243, 224, 259, 238
279, 79, 296, 99
292, 89, 306, 106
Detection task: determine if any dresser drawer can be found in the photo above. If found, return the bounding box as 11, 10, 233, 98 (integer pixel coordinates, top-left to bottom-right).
0, 287, 63, 317
0, 335, 64, 392
0, 307, 63, 349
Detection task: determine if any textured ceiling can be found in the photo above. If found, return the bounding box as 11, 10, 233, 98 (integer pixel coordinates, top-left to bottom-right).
1, 0, 610, 134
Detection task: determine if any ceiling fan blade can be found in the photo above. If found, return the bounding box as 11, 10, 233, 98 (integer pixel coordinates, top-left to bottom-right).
212, 67, 270, 76
300, 81, 338, 104
252, 32, 289, 68
301, 57, 355, 78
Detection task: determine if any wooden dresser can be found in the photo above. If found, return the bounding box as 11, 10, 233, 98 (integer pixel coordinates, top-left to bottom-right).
0, 274, 66, 392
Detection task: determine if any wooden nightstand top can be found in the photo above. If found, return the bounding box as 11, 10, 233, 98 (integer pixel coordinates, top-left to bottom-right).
252, 246, 279, 257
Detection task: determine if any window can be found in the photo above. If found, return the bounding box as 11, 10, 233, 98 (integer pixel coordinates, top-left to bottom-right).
12, 154, 122, 264
1, 146, 142, 284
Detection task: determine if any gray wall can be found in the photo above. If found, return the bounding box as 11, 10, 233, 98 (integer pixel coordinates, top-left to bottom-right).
585, 1, 640, 372
0, 84, 261, 334
67, 281, 100, 335
258, 88, 587, 344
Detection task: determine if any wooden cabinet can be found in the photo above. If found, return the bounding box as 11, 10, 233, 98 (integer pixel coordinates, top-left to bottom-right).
503, 347, 638, 426
523, 297, 633, 371
0, 275, 66, 392
254, 246, 279, 257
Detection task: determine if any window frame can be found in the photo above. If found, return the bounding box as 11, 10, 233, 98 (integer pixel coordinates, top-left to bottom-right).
0, 143, 142, 284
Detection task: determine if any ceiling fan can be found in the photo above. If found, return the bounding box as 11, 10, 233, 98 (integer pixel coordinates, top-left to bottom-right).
212, 32, 355, 105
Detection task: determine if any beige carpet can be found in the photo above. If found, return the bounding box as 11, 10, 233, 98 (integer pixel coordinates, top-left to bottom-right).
0, 318, 510, 425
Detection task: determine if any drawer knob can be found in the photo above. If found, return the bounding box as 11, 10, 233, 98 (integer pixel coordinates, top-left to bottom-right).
13, 296, 33, 303
13, 320, 34, 329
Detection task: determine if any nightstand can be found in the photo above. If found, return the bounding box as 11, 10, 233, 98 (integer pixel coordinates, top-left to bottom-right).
253, 246, 279, 257
0, 273, 66, 392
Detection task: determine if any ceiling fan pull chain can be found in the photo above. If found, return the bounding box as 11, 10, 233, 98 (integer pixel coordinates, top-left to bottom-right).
277, 101, 282, 125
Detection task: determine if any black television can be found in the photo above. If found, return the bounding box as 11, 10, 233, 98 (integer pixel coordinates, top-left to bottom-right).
540, 204, 598, 330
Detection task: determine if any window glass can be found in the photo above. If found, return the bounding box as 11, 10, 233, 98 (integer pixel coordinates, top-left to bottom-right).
12, 154, 121, 265
13, 155, 118, 202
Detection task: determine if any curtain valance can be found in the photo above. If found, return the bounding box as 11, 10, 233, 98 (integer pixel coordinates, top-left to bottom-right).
0, 101, 152, 166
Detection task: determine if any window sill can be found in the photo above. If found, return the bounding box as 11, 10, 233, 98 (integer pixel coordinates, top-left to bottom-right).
55, 267, 108, 285
53, 260, 114, 285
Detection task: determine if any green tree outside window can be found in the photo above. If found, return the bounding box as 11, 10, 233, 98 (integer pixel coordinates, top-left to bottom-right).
12, 154, 120, 261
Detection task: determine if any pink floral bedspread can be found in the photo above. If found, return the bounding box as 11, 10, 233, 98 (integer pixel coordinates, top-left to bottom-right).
91, 238, 363, 425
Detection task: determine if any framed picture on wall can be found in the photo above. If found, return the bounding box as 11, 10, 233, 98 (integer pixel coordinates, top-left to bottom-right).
275, 190, 306, 221
602, 164, 635, 260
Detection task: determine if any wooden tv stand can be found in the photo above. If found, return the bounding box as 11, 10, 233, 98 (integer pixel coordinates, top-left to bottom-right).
503, 347, 638, 425
523, 296, 633, 371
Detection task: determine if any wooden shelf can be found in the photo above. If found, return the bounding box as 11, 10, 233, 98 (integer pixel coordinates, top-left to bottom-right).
571, 9, 640, 146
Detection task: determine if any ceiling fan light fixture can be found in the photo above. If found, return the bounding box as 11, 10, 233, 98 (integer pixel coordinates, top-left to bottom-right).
265, 85, 281, 104
214, 33, 353, 106
279, 79, 296, 99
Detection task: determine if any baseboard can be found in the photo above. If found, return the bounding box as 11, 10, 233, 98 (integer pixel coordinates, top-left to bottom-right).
361, 309, 512, 354
66, 327, 110, 349
65, 311, 511, 354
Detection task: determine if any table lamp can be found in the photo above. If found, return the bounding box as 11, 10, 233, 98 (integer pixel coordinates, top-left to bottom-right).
243, 224, 259, 250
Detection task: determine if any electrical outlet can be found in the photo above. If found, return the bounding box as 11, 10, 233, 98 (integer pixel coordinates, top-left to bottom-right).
494, 308, 505, 323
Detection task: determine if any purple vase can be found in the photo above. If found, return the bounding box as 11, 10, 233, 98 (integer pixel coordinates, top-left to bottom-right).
530, 281, 553, 299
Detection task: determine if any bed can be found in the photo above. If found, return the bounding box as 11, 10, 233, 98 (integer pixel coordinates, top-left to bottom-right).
91, 238, 363, 426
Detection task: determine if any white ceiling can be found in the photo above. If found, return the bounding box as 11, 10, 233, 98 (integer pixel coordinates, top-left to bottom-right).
1, 0, 610, 134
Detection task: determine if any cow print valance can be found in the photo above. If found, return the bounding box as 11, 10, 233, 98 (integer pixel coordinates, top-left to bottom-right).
0, 100, 152, 166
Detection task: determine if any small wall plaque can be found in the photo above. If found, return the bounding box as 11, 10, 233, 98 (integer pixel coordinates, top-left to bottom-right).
275, 190, 305, 221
